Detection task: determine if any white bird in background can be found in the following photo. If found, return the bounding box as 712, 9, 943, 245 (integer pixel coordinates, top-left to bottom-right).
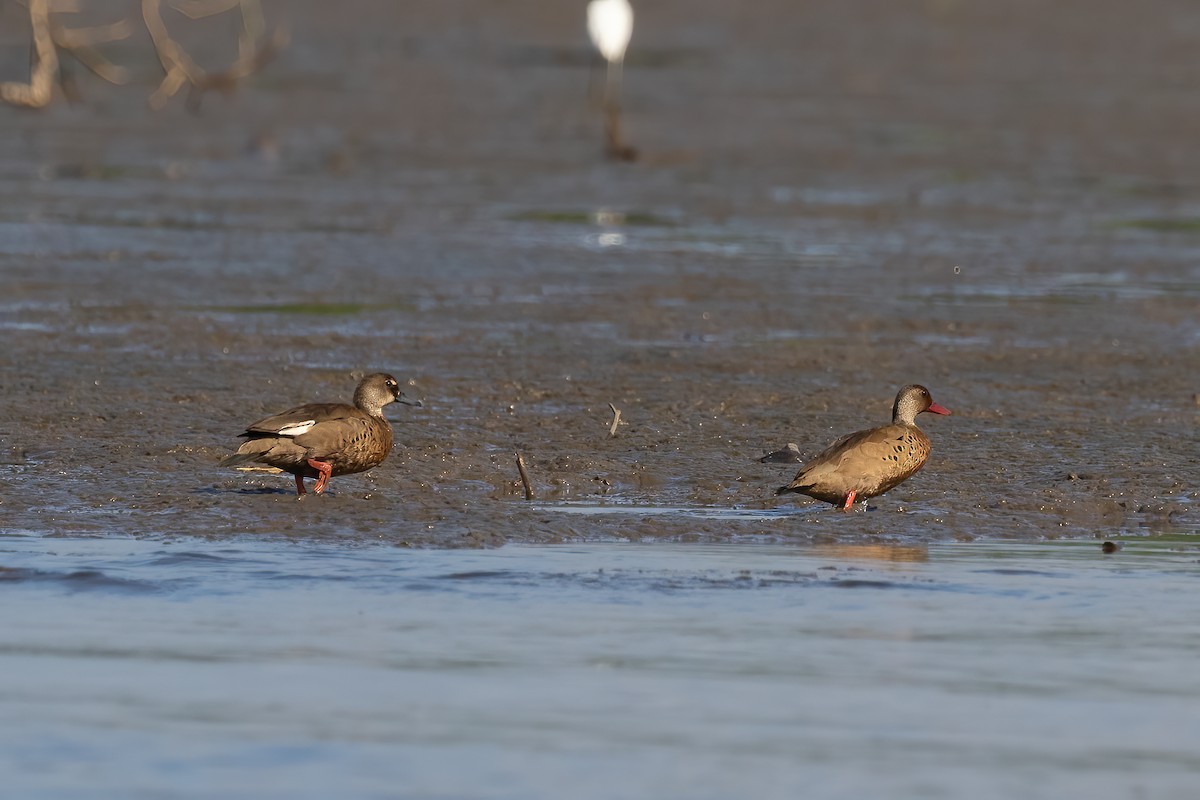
586, 0, 636, 160
588, 0, 633, 64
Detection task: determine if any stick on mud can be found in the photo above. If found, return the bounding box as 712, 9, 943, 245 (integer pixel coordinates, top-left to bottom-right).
515, 453, 534, 501
608, 403, 622, 437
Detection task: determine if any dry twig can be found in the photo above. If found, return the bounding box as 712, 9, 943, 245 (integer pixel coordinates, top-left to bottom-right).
515, 453, 534, 501
2, 0, 284, 110
2, 0, 130, 108
607, 402, 622, 437
169, 0, 242, 19
142, 0, 287, 110
49, 14, 133, 86
0, 0, 56, 108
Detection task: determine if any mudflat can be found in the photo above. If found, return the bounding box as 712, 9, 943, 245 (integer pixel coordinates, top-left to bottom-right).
1, 0, 1196, 544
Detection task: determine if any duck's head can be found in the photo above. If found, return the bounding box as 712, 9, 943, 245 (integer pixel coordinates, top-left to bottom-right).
355, 373, 422, 415
893, 384, 951, 425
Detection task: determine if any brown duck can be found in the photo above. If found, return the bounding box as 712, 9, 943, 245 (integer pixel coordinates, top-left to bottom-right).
221, 373, 421, 495
775, 384, 950, 511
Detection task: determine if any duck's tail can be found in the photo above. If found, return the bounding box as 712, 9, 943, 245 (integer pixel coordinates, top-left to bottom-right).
219, 452, 259, 468
219, 440, 273, 468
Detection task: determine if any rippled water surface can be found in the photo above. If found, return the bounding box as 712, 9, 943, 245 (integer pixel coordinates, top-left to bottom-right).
3, 533, 1199, 798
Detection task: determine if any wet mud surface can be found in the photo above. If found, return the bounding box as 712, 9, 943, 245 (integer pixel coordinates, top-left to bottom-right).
2, 0, 1198, 545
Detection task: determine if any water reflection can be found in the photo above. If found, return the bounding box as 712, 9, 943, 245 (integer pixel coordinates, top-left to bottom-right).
588, 231, 626, 248
810, 543, 929, 563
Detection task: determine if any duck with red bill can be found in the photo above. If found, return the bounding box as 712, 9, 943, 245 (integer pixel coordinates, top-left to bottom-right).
774, 384, 951, 511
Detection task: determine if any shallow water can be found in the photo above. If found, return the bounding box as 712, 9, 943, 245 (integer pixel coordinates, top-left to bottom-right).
3, 533, 1199, 798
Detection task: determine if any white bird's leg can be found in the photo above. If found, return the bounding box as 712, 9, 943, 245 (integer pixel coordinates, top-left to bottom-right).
604, 57, 623, 112
603, 59, 634, 159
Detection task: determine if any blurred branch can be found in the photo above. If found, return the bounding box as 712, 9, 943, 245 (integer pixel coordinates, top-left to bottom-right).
51, 17, 133, 48
1, 0, 56, 108
50, 16, 133, 85
1, 0, 130, 108
168, 0, 241, 20
1, 0, 285, 110
143, 0, 287, 111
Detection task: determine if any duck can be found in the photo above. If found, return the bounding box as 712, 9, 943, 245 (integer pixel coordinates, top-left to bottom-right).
220, 373, 421, 496
775, 384, 950, 510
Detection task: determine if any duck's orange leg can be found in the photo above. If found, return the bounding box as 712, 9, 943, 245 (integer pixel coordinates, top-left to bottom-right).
841, 490, 857, 511
294, 474, 307, 496
307, 458, 333, 494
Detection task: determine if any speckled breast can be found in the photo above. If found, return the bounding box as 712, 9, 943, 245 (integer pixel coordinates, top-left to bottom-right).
869, 426, 931, 496
329, 417, 395, 476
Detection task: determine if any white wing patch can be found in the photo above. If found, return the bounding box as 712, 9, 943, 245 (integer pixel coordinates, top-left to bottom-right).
278, 420, 316, 437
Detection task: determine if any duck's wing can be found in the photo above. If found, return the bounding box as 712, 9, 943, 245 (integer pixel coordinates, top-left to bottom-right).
241, 402, 357, 438
289, 412, 383, 463
783, 424, 912, 488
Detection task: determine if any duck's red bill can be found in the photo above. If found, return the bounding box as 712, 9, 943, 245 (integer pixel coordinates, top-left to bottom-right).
928, 402, 952, 416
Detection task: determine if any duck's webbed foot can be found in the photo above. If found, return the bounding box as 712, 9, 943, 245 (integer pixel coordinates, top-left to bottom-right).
307, 458, 333, 494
